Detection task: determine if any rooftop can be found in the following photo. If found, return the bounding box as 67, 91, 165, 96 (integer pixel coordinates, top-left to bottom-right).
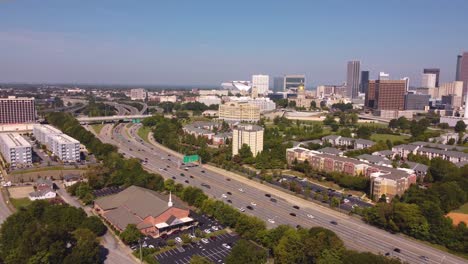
0, 133, 31, 148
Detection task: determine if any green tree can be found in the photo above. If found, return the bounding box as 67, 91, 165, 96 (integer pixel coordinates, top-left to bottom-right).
225, 240, 267, 264
356, 126, 372, 139
63, 228, 101, 264
455, 120, 466, 133
120, 224, 142, 244
238, 144, 253, 161
190, 255, 213, 264
274, 229, 306, 264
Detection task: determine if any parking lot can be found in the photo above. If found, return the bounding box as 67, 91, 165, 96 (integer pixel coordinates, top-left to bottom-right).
155, 233, 239, 264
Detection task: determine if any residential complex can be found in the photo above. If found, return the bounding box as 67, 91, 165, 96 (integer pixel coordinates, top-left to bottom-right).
321, 135, 375, 150
232, 124, 264, 157
94, 186, 194, 238
130, 88, 147, 101
346, 61, 360, 98
218, 101, 260, 122
252, 74, 269, 95
182, 121, 231, 145
196, 95, 221, 106
0, 133, 32, 168
33, 124, 81, 162
286, 147, 417, 201
392, 141, 468, 165
0, 96, 36, 124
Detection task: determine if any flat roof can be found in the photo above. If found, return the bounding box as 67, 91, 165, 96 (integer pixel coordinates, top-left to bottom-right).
34, 124, 62, 135
0, 133, 31, 148
51, 134, 80, 144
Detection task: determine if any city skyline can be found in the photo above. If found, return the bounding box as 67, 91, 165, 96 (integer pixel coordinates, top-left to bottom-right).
1, 0, 467, 86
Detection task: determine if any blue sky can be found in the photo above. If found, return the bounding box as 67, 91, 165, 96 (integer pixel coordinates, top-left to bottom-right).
1, 0, 467, 87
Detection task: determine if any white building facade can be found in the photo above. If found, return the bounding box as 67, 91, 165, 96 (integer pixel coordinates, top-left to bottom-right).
33, 125, 80, 162
130, 88, 147, 101
421, 73, 437, 89
0, 133, 32, 167
232, 124, 264, 157
252, 75, 269, 95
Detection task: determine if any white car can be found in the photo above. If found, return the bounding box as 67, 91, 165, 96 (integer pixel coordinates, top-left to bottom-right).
188, 234, 196, 239
159, 168, 164, 171
250, 202, 257, 206
204, 229, 212, 234
268, 219, 275, 224
239, 207, 245, 212
221, 194, 227, 199
148, 245, 154, 249
211, 226, 219, 231
175, 237, 182, 243
222, 243, 231, 249
201, 238, 209, 244
343, 199, 350, 203
238, 188, 244, 193
307, 214, 315, 219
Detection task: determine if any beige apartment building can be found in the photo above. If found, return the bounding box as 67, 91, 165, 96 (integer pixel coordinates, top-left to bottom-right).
232, 124, 264, 157
218, 101, 260, 122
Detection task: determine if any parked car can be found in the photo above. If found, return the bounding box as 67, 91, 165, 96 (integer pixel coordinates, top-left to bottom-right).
175, 237, 182, 243
222, 243, 231, 249
201, 238, 209, 244
204, 229, 211, 234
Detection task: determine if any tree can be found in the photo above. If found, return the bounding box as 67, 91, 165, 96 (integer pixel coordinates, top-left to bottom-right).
274, 229, 306, 264
190, 255, 213, 264
63, 228, 101, 264
310, 101, 317, 109
80, 216, 107, 236
238, 144, 253, 161
225, 240, 267, 264
455, 120, 466, 133
120, 224, 142, 245
356, 126, 372, 139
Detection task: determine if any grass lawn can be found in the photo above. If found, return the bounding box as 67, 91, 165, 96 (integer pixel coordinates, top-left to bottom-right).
10, 198, 32, 209
452, 203, 468, 214
11, 166, 83, 175
371, 133, 409, 143
138, 126, 151, 143
91, 124, 105, 134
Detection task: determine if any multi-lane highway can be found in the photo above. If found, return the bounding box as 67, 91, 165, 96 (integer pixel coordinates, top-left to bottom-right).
92, 123, 467, 264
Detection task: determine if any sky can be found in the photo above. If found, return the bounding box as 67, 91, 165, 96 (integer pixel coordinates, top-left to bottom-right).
1, 0, 467, 87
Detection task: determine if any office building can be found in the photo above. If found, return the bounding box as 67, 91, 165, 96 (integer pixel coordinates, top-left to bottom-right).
459, 52, 468, 96
0, 133, 32, 167
0, 96, 36, 124
33, 125, 80, 162
441, 95, 462, 108
424, 68, 440, 87
456, 54, 462, 81
232, 124, 264, 157
130, 88, 147, 101
360, 71, 369, 94
404, 94, 430, 110
346, 61, 360, 98
218, 101, 260, 122
379, 72, 390, 81
421, 73, 437, 88
273, 77, 284, 92
284, 75, 305, 91
430, 81, 464, 100
196, 96, 221, 106
368, 80, 406, 110
252, 75, 269, 95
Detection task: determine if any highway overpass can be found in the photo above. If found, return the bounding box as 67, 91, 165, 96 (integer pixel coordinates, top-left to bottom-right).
77, 114, 151, 124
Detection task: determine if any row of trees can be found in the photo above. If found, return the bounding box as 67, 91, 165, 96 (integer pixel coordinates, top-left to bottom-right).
361, 158, 468, 253
0, 201, 107, 264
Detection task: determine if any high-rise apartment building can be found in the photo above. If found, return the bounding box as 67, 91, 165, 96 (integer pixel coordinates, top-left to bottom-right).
284, 75, 305, 91
369, 80, 406, 110
218, 101, 260, 122
346, 61, 360, 98
423, 68, 440, 87
421, 73, 437, 88
232, 124, 264, 157
458, 52, 468, 96
33, 125, 80, 162
130, 88, 147, 101
252, 75, 269, 95
360, 71, 369, 94
0, 96, 36, 124
0, 133, 32, 167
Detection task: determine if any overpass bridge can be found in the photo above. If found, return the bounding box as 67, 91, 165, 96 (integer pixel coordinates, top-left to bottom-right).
77, 114, 152, 124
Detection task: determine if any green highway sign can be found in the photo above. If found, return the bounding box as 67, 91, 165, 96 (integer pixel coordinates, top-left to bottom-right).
183, 155, 199, 163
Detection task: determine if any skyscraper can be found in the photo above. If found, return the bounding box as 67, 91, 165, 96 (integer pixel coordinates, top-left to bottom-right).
456, 54, 463, 81
346, 61, 360, 98
360, 71, 369, 94
273, 77, 284, 92
284, 75, 305, 91
252, 74, 269, 95
459, 52, 468, 96
423, 68, 440, 87
421, 73, 437, 88
0, 96, 36, 124
372, 80, 407, 110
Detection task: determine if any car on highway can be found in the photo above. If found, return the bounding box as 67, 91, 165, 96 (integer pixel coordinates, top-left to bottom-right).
393, 248, 401, 253
246, 205, 253, 210
172, 176, 176, 180
270, 198, 277, 203
201, 238, 209, 244
265, 193, 271, 197
201, 183, 211, 189
222, 243, 231, 249
221, 194, 227, 198
226, 178, 231, 181
293, 205, 300, 209
180, 173, 185, 176
267, 219, 275, 224
189, 175, 194, 178
330, 221, 338, 225
307, 214, 315, 219
289, 213, 296, 217
227, 191, 232, 195
184, 180, 189, 184
175, 237, 182, 243
239, 207, 245, 212
250, 202, 257, 206
227, 199, 232, 203
419, 256, 429, 261
238, 188, 244, 192
201, 170, 205, 173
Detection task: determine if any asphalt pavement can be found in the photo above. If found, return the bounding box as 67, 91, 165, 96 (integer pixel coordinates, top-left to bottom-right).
92, 123, 468, 264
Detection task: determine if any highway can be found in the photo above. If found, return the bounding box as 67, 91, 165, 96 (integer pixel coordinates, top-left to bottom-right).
92, 123, 468, 264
